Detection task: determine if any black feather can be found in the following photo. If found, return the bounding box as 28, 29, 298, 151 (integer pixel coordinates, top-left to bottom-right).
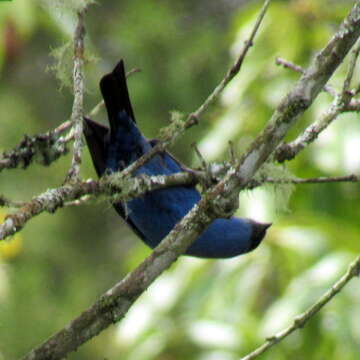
99, 60, 136, 136
83, 117, 109, 176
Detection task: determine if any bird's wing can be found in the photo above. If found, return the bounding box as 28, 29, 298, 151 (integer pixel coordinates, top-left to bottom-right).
112, 203, 148, 241
149, 139, 194, 174
83, 117, 109, 176
83, 117, 147, 241
113, 139, 194, 242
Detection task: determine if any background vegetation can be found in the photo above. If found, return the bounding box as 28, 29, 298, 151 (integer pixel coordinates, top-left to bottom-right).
0, 0, 359, 359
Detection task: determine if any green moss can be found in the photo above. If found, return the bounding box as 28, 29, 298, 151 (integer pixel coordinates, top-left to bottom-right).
159, 111, 185, 141
48, 41, 73, 90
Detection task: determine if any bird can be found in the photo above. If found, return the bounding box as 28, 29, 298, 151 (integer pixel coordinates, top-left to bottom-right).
83, 60, 271, 258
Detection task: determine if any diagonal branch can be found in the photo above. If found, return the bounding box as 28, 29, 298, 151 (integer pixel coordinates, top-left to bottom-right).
275, 97, 350, 162
240, 255, 360, 360
191, 0, 272, 119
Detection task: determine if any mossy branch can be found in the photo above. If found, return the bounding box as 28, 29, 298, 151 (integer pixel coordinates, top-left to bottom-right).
65, 9, 86, 182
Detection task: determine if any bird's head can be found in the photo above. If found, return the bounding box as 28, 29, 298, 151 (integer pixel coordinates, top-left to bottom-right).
248, 220, 272, 252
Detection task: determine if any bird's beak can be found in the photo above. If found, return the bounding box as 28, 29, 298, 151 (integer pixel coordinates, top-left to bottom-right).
261, 222, 272, 230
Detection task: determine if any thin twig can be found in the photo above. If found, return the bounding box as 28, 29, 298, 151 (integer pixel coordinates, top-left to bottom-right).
274, 99, 345, 162
247, 174, 358, 189
240, 255, 360, 360
342, 40, 360, 94
87, 100, 104, 118
66, 9, 86, 182
0, 195, 26, 208
192, 0, 272, 119
228, 141, 236, 165
275, 57, 304, 73
272, 174, 358, 184
344, 99, 360, 111
276, 57, 337, 96
191, 143, 208, 170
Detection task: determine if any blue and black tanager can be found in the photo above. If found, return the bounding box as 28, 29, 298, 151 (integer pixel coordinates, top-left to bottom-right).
84, 60, 271, 258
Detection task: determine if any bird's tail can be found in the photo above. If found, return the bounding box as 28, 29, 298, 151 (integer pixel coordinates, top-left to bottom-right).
99, 59, 136, 134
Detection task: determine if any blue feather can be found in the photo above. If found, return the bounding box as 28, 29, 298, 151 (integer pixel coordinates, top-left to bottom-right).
84, 60, 271, 258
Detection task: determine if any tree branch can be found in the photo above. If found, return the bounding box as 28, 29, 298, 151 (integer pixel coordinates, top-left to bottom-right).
65, 9, 86, 182
0, 171, 199, 241
247, 174, 358, 189
191, 0, 272, 119
240, 255, 360, 360
0, 121, 71, 173
0, 195, 25, 208
1, 168, 356, 210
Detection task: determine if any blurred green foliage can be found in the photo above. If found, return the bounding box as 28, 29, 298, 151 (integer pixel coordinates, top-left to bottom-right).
0, 0, 359, 359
